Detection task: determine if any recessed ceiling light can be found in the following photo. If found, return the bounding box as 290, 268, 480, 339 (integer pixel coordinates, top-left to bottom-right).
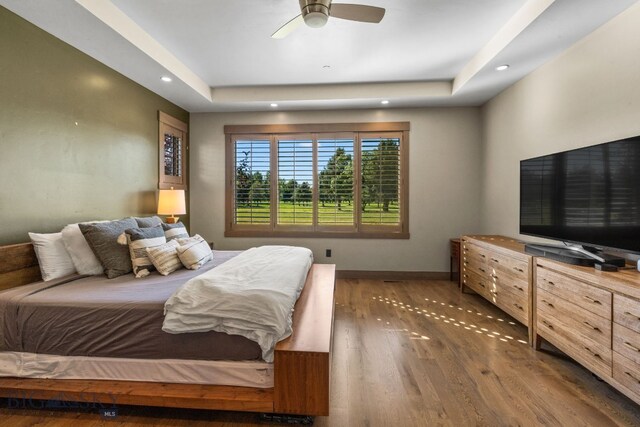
381, 100, 390, 105
495, 65, 510, 71
323, 65, 331, 69
270, 103, 278, 108
161, 76, 172, 82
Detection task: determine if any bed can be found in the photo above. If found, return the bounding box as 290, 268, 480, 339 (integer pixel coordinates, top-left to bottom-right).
0, 242, 336, 416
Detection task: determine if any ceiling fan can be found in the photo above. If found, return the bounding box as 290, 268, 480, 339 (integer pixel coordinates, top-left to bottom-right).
272, 0, 386, 39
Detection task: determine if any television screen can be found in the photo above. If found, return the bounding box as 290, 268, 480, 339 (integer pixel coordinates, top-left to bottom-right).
520, 136, 640, 253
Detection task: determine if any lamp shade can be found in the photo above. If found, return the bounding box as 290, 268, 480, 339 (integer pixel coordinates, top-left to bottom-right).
157, 189, 186, 215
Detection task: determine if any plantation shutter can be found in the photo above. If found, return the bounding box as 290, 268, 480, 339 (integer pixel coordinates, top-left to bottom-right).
317, 136, 355, 227
360, 134, 401, 226
233, 138, 271, 225
277, 136, 314, 226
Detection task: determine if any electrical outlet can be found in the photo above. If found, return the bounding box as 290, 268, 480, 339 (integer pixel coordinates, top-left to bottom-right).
325, 249, 332, 257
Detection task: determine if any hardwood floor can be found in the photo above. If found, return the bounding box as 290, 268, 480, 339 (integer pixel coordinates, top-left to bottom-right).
1, 278, 639, 426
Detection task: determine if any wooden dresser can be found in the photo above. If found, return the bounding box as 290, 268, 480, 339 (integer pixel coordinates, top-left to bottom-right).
460, 235, 534, 344
534, 258, 640, 406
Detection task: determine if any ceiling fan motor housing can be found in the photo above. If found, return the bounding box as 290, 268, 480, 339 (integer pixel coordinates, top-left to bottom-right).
299, 0, 332, 28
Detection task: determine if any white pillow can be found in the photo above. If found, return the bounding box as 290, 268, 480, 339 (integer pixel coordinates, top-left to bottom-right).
146, 240, 183, 276
28, 232, 77, 281
176, 234, 213, 270
61, 223, 105, 275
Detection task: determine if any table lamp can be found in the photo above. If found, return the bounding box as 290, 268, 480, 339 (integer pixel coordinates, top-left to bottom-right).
158, 187, 186, 224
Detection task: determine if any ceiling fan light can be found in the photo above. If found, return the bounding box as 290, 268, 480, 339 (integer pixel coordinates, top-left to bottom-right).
304, 11, 329, 28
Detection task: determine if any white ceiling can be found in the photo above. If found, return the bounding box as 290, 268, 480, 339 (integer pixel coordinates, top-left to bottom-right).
1, 0, 638, 112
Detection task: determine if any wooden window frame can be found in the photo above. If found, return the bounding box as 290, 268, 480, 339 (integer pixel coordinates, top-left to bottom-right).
225, 122, 410, 239
159, 111, 188, 190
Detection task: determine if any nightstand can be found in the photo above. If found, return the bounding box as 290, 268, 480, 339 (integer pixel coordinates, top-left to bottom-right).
450, 238, 460, 286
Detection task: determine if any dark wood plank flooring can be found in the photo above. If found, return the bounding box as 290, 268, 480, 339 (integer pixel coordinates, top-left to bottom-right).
1, 278, 638, 426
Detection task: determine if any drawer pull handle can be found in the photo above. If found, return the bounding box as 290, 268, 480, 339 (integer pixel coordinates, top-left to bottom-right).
480, 254, 486, 258
583, 321, 601, 332
479, 267, 486, 273
623, 311, 640, 321
490, 290, 498, 295
623, 341, 640, 353
490, 274, 498, 279
583, 346, 603, 360
545, 279, 555, 286
583, 295, 602, 305
491, 258, 500, 263
513, 267, 524, 273
541, 299, 555, 308
625, 371, 640, 384
542, 320, 553, 329
513, 285, 524, 292
514, 303, 524, 311
478, 282, 486, 288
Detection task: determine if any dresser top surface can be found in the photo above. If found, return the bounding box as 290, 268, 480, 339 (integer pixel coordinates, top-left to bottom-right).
537, 257, 640, 299
462, 235, 529, 257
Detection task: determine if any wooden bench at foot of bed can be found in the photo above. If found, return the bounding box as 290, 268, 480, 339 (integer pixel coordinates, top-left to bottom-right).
0, 243, 336, 417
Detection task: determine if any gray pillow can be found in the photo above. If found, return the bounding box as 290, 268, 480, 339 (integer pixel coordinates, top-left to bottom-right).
162, 222, 189, 241
79, 218, 138, 279
135, 216, 162, 228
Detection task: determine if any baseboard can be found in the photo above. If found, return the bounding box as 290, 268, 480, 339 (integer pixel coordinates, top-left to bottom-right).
336, 270, 449, 280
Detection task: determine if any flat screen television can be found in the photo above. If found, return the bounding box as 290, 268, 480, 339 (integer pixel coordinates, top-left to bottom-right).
520, 136, 640, 255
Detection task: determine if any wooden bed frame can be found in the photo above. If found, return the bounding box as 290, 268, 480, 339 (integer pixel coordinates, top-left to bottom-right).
0, 243, 336, 416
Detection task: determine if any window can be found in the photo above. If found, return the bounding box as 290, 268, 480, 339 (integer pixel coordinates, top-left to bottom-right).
159, 112, 188, 190
225, 122, 409, 238
233, 137, 270, 224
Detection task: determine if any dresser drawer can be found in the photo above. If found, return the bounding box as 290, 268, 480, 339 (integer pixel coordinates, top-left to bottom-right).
463, 258, 490, 278
492, 270, 528, 298
464, 242, 491, 266
538, 289, 611, 348
464, 267, 528, 324
462, 270, 492, 299
613, 352, 640, 400
492, 289, 528, 325
537, 267, 611, 319
537, 310, 612, 379
464, 254, 528, 294
486, 251, 529, 282
614, 294, 640, 333
613, 322, 640, 365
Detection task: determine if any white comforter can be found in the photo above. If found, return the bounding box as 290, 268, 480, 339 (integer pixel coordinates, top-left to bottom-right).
162, 245, 313, 362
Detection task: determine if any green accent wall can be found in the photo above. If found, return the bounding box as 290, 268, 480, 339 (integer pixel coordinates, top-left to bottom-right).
0, 6, 189, 244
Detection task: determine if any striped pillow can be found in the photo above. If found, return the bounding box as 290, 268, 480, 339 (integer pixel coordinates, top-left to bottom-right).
146, 240, 182, 276
162, 222, 189, 241
176, 234, 213, 270
125, 225, 166, 278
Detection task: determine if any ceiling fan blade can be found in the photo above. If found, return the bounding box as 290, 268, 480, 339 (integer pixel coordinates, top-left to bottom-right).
330, 3, 385, 23
271, 14, 304, 39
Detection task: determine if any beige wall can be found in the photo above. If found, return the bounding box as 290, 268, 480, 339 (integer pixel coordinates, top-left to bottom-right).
481, 3, 640, 240
0, 7, 189, 244
190, 108, 483, 272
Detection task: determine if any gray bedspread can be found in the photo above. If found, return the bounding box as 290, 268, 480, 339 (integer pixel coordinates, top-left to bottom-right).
0, 251, 263, 361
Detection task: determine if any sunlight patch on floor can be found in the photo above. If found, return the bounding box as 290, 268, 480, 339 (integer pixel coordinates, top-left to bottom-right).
373, 294, 526, 345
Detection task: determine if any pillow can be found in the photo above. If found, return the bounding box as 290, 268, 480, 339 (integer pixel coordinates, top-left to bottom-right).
162, 222, 189, 241
79, 218, 138, 279
28, 232, 76, 281
146, 240, 182, 276
176, 234, 213, 270
134, 216, 162, 228
125, 225, 166, 278
61, 222, 108, 275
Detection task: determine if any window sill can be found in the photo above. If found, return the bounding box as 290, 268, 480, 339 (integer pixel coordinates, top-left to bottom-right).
224, 230, 410, 239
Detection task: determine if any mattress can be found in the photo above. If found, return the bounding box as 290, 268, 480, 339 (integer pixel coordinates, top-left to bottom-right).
0, 251, 263, 361
0, 351, 273, 388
